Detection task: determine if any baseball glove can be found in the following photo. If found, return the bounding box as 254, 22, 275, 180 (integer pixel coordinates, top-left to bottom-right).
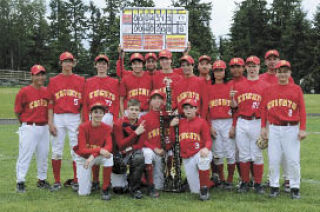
256, 137, 268, 149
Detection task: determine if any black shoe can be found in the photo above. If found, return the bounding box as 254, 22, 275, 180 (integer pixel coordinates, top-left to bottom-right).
254, 183, 265, 194
291, 188, 301, 199
91, 182, 100, 192
237, 182, 249, 193
132, 190, 143, 199
223, 182, 233, 191
199, 186, 210, 201
217, 181, 226, 189
248, 180, 254, 188
101, 187, 111, 201
50, 182, 62, 192
269, 187, 280, 198
148, 185, 159, 198
71, 182, 79, 192
113, 186, 128, 194
16, 182, 25, 193
37, 180, 51, 189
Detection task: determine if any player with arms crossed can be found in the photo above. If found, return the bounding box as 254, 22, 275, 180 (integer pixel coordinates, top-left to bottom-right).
260, 60, 306, 199
15, 65, 50, 192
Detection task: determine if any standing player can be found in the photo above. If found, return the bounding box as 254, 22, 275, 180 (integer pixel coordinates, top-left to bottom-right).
198, 55, 212, 85
113, 99, 146, 199
140, 90, 171, 198
232, 56, 268, 194
73, 102, 113, 200
15, 65, 50, 192
48, 52, 85, 191
170, 99, 212, 200
261, 60, 306, 199
207, 60, 235, 190
119, 53, 152, 117
145, 52, 158, 76
82, 54, 119, 191
173, 55, 208, 118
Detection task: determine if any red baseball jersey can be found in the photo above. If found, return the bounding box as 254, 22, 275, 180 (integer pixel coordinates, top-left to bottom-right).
152, 71, 182, 93
227, 76, 247, 90
73, 121, 113, 158
113, 117, 143, 151
259, 72, 294, 85
173, 67, 183, 76
48, 73, 85, 114
173, 76, 208, 118
171, 116, 212, 158
82, 76, 119, 122
260, 83, 306, 130
207, 83, 232, 120
14, 85, 49, 123
235, 79, 270, 118
120, 72, 153, 111
139, 110, 172, 150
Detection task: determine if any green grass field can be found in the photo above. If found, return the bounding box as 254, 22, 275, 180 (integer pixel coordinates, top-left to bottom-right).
0, 118, 319, 212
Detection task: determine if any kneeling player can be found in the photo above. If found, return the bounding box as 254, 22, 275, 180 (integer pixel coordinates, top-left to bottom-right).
170, 99, 212, 200
113, 99, 146, 199
73, 102, 113, 200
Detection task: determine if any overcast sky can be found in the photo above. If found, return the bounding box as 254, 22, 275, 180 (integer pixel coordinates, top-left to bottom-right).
89, 0, 319, 39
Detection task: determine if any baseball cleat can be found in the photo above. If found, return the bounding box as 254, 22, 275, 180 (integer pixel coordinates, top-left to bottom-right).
148, 185, 159, 198
71, 182, 79, 192
283, 180, 290, 193
269, 187, 280, 198
37, 180, 51, 189
237, 182, 249, 193
132, 190, 143, 199
16, 182, 26, 193
91, 182, 100, 192
254, 183, 265, 194
101, 187, 111, 201
50, 182, 62, 192
223, 182, 233, 191
199, 186, 210, 201
291, 188, 301, 200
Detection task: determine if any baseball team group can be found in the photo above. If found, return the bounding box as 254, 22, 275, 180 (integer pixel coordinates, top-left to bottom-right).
14, 46, 307, 201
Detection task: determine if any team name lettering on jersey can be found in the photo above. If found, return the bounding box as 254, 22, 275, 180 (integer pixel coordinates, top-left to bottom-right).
89, 89, 116, 101
148, 128, 160, 139
86, 144, 100, 149
128, 88, 150, 98
237, 93, 261, 104
179, 132, 201, 141
177, 92, 200, 103
29, 99, 48, 109
209, 98, 231, 108
55, 89, 82, 100
267, 99, 297, 110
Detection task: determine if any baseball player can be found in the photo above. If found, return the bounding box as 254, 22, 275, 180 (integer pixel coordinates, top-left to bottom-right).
145, 52, 158, 76
15, 65, 50, 192
48, 52, 85, 191
207, 60, 235, 190
231, 56, 269, 194
119, 53, 153, 117
198, 55, 212, 84
260, 60, 306, 199
170, 99, 213, 200
173, 55, 208, 118
139, 90, 172, 198
113, 99, 146, 199
260, 49, 294, 84
82, 54, 119, 191
73, 101, 113, 200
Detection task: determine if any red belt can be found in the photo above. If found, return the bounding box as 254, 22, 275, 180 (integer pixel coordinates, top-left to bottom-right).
26, 122, 47, 126
240, 115, 260, 120
271, 121, 299, 126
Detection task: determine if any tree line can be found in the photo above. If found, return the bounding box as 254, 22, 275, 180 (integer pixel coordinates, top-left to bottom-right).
0, 0, 319, 92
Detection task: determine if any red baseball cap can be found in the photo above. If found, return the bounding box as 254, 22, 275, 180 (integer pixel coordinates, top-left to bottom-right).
30, 64, 46, 75
246, 56, 260, 65
229, 58, 245, 66
180, 55, 195, 65
181, 98, 198, 107
158, 49, 172, 59
212, 60, 227, 70
149, 89, 166, 101
95, 54, 109, 63
198, 55, 211, 63
145, 52, 157, 61
130, 53, 144, 63
59, 51, 74, 61
275, 60, 291, 69
90, 101, 107, 111
265, 49, 280, 59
